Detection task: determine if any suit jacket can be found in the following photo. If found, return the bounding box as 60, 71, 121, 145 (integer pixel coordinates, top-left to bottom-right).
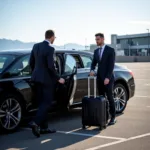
91, 45, 115, 81
29, 41, 60, 85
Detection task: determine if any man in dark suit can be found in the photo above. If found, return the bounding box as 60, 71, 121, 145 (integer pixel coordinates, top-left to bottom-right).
90, 33, 116, 125
29, 30, 65, 137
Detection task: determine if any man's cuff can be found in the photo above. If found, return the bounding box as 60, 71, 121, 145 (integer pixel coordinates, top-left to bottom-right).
105, 74, 111, 80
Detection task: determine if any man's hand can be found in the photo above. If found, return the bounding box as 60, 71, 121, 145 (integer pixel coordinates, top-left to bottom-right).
58, 78, 65, 84
104, 78, 110, 85
89, 71, 95, 76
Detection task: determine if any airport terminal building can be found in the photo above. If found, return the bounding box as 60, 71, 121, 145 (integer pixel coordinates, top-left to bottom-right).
90, 32, 150, 56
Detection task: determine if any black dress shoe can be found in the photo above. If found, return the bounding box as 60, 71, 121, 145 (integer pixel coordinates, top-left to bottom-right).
40, 128, 56, 134
108, 118, 117, 126
29, 122, 40, 138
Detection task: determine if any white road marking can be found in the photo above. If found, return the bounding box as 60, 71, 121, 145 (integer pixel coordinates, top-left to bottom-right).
41, 139, 51, 144
85, 132, 150, 150
147, 106, 150, 108
128, 133, 150, 140
21, 128, 150, 150
22, 127, 150, 142
145, 84, 150, 86
22, 127, 125, 140
85, 140, 126, 150
57, 131, 126, 140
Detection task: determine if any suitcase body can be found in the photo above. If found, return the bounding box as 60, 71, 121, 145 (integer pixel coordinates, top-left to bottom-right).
82, 76, 109, 130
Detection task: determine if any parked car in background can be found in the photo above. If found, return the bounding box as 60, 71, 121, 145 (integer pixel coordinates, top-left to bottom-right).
0, 49, 135, 132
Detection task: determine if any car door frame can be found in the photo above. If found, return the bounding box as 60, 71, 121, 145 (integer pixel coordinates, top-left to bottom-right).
56, 53, 77, 107
70, 53, 95, 104
67, 53, 89, 104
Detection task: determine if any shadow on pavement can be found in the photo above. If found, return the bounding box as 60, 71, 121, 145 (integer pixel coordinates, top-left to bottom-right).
0, 126, 98, 150
0, 108, 124, 150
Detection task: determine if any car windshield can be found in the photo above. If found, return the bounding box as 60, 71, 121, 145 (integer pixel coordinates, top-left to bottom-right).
0, 54, 16, 73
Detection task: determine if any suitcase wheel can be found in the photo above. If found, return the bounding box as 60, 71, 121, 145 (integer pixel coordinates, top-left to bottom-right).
82, 125, 86, 129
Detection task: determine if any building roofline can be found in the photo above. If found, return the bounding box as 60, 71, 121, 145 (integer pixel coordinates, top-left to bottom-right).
117, 33, 149, 39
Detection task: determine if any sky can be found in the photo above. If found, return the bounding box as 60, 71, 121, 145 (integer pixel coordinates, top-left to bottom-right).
0, 0, 150, 45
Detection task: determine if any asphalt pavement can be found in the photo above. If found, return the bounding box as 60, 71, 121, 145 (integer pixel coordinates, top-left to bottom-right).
0, 63, 150, 150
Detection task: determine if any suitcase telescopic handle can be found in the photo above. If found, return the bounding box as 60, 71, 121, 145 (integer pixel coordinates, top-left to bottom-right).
88, 76, 97, 98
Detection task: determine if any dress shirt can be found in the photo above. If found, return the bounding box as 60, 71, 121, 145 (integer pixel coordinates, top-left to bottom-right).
99, 44, 106, 60
44, 39, 51, 46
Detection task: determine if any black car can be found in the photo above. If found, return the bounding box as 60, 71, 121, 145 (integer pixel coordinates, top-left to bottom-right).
0, 49, 135, 132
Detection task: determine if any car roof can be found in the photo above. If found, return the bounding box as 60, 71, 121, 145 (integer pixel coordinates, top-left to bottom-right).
0, 49, 129, 71
0, 49, 93, 56
0, 49, 31, 55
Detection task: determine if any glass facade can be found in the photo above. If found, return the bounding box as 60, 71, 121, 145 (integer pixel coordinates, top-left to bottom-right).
124, 49, 138, 56
124, 49, 149, 56
117, 37, 150, 46
116, 35, 150, 56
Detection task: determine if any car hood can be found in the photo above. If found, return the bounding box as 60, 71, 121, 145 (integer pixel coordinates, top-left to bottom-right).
114, 64, 130, 71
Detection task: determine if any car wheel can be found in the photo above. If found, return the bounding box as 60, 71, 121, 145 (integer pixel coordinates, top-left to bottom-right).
113, 84, 128, 113
0, 94, 23, 133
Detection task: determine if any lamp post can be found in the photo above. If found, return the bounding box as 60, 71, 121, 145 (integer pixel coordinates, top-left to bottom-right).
147, 29, 149, 56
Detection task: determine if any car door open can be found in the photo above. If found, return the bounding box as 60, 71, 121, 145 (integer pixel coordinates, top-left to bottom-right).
56, 54, 77, 109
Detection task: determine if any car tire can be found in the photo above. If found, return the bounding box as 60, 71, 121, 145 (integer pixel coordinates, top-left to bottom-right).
113, 83, 128, 113
0, 94, 24, 133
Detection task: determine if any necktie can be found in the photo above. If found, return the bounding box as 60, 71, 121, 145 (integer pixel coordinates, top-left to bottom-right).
99, 47, 102, 60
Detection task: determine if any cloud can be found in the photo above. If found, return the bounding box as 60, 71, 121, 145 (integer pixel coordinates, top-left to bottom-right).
129, 21, 150, 25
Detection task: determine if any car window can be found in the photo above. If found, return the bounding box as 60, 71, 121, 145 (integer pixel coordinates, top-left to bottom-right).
55, 55, 62, 75
0, 54, 16, 73
8, 55, 31, 77
71, 55, 82, 68
81, 55, 92, 68
64, 55, 76, 74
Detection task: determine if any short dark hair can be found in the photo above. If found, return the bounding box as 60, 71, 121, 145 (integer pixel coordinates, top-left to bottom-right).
45, 30, 55, 39
95, 33, 104, 38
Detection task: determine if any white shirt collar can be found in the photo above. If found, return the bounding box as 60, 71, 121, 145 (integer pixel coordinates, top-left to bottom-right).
99, 44, 105, 49
44, 39, 51, 45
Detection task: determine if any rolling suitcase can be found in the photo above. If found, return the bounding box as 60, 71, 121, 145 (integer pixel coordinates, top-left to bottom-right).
82, 76, 109, 130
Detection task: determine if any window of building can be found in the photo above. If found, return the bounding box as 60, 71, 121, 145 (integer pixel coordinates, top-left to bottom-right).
131, 37, 149, 46
117, 39, 120, 44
